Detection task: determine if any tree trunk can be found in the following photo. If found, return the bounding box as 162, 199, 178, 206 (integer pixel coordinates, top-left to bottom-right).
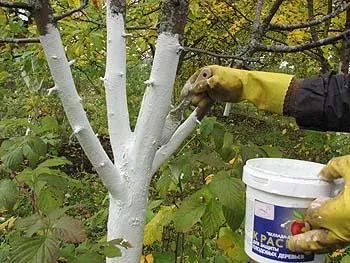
107, 186, 149, 263
32, 0, 193, 261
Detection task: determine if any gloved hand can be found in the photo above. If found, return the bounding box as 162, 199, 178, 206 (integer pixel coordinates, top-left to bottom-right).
287, 155, 350, 253
182, 65, 294, 115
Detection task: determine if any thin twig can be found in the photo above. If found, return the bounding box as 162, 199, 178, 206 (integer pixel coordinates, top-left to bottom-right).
0, 0, 32, 10
53, 0, 89, 22
204, 3, 238, 45
307, 0, 329, 72
224, 0, 253, 23
0, 37, 40, 43
323, 0, 333, 37
269, 2, 350, 31
262, 0, 284, 27
182, 46, 260, 61
255, 29, 350, 52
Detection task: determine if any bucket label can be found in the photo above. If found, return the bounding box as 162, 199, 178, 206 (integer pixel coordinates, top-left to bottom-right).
252, 200, 314, 262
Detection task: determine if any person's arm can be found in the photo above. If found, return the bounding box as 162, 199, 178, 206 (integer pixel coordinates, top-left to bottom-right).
183, 65, 350, 253
284, 72, 350, 132
185, 65, 350, 132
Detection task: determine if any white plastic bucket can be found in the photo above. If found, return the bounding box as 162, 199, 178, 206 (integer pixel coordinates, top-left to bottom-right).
243, 158, 343, 263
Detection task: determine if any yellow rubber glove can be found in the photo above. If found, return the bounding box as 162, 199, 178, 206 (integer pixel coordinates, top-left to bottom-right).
287, 155, 350, 253
183, 65, 294, 114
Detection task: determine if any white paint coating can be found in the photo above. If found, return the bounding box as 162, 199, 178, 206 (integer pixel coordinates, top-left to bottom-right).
39, 24, 124, 198
133, 33, 181, 174
223, 103, 232, 116
104, 7, 131, 163
39, 17, 202, 263
152, 109, 198, 174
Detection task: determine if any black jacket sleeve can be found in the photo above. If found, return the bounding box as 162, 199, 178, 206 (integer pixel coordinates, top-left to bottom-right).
295, 72, 350, 132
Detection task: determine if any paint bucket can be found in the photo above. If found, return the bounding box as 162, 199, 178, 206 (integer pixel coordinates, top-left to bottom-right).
243, 158, 343, 263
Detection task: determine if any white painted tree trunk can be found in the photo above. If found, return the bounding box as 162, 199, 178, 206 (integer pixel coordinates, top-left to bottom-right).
37, 1, 191, 262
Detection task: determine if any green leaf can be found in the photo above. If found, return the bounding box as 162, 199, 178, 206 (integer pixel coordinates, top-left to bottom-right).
341, 255, 350, 263
147, 200, 163, 211
37, 186, 63, 215
208, 172, 245, 208
222, 206, 245, 232
71, 252, 104, 263
36, 170, 68, 191
212, 123, 225, 149
16, 168, 34, 185
259, 145, 282, 158
0, 118, 34, 133
220, 132, 235, 161
0, 247, 10, 263
103, 245, 121, 258
22, 144, 40, 168
10, 236, 59, 263
21, 216, 48, 237
214, 255, 230, 263
53, 216, 86, 243
169, 157, 192, 184
216, 229, 247, 263
39, 117, 59, 133
201, 199, 225, 238
173, 187, 213, 232
156, 173, 176, 198
293, 210, 304, 220
59, 244, 75, 261
48, 206, 73, 221
0, 179, 19, 211
1, 148, 23, 170
144, 206, 174, 245
38, 157, 72, 168
26, 136, 47, 157
16, 214, 42, 231
153, 252, 175, 263
200, 117, 216, 137
208, 172, 245, 231
240, 145, 267, 163
193, 150, 228, 169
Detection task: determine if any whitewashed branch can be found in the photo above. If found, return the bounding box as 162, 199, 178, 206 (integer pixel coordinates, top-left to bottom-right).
152, 110, 198, 175
104, 1, 131, 163
39, 24, 124, 198
132, 33, 181, 170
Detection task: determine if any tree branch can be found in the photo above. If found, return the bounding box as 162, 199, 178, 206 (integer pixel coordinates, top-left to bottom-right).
53, 0, 88, 22
323, 0, 332, 37
0, 37, 40, 43
307, 0, 329, 72
269, 2, 350, 31
253, 0, 264, 35
104, 0, 131, 163
39, 24, 123, 198
204, 3, 238, 45
223, 0, 253, 23
182, 46, 260, 61
133, 0, 189, 174
255, 29, 350, 52
152, 110, 198, 175
0, 0, 32, 10
262, 0, 284, 27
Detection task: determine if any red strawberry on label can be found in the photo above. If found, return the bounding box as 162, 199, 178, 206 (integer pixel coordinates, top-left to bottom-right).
290, 220, 305, 236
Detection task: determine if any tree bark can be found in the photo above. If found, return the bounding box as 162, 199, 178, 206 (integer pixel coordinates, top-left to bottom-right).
340, 6, 350, 74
